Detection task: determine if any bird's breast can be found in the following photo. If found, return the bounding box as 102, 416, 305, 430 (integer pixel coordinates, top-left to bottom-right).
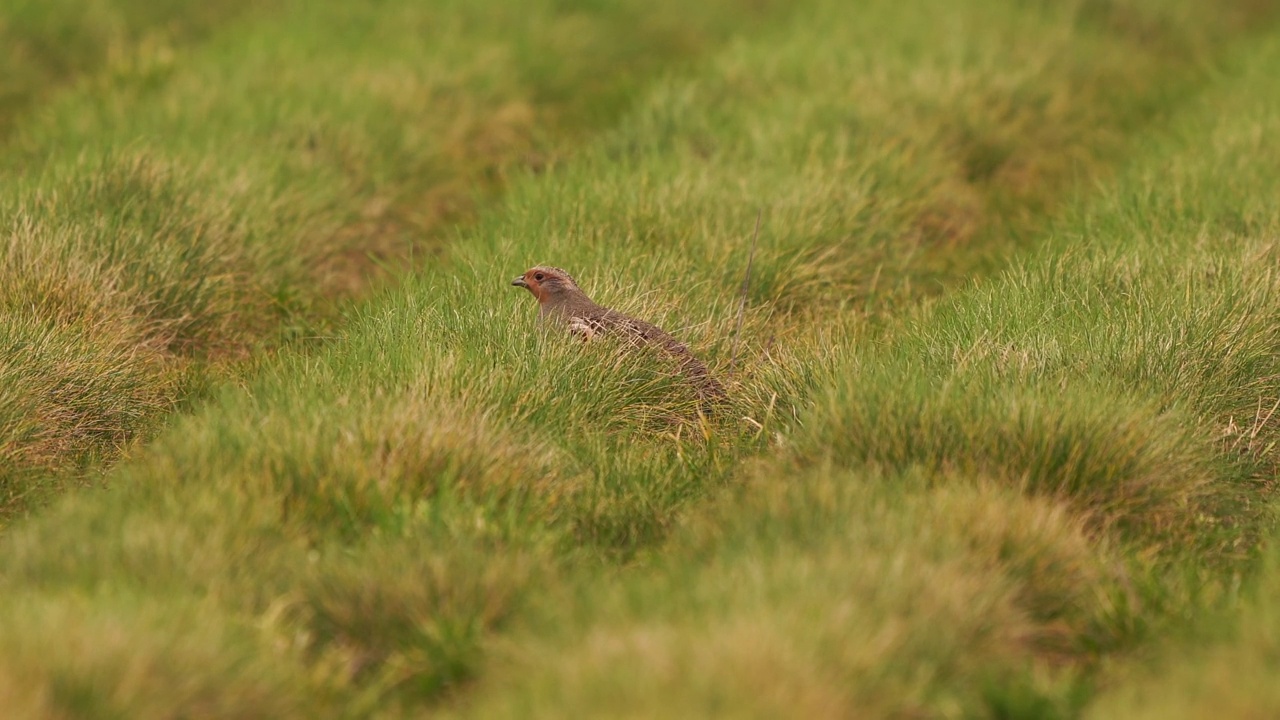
567, 315, 598, 340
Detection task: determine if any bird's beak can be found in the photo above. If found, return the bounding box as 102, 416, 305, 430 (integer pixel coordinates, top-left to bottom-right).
512, 276, 529, 288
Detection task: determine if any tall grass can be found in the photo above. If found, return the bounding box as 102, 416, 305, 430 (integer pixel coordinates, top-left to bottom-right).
1074, 34, 1280, 720
1, 0, 1278, 717
0, 0, 787, 515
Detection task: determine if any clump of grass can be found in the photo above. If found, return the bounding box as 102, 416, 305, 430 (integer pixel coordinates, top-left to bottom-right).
1083, 539, 1280, 720
0, 593, 325, 719
797, 234, 1280, 548
459, 468, 1118, 719
299, 531, 542, 704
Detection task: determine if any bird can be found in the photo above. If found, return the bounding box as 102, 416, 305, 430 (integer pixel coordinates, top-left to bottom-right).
511, 265, 727, 408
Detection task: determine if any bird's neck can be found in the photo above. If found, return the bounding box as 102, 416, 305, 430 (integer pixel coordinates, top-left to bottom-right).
539, 290, 600, 318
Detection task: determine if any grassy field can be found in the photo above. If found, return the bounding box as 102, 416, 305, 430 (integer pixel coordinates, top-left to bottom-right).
2, 0, 1280, 717
0, 0, 786, 514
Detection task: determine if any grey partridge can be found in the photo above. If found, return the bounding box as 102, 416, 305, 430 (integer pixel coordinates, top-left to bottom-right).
512, 265, 727, 408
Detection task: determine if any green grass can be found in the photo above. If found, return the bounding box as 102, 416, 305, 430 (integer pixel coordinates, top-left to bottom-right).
0, 0, 788, 515
451, 13, 1280, 717
2, 0, 1280, 717
0, 0, 273, 137
1071, 34, 1280, 720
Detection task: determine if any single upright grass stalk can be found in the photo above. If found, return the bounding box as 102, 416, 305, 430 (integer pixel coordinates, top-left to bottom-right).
729, 209, 761, 378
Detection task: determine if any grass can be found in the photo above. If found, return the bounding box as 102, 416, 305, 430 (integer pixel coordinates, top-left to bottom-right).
2, 0, 1280, 717
1068, 34, 1280, 720
0, 0, 272, 137
453, 12, 1280, 716
0, 0, 788, 515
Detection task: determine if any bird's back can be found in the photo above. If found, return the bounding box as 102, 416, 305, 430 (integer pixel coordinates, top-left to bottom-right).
516, 266, 727, 410
574, 306, 727, 407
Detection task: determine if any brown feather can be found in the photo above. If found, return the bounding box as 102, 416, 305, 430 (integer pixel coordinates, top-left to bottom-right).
512, 266, 727, 407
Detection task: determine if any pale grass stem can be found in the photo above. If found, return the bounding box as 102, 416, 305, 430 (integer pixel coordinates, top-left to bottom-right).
728, 209, 761, 378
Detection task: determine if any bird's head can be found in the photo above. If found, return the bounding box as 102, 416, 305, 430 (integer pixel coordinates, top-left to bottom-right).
511, 265, 582, 305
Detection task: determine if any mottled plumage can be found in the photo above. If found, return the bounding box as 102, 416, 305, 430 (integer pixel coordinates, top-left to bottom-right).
512, 265, 727, 407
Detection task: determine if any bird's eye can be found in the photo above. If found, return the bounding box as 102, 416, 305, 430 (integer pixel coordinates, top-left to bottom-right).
534, 273, 545, 281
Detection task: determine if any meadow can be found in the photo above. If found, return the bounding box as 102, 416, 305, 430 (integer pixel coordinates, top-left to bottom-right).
2, 0, 1279, 717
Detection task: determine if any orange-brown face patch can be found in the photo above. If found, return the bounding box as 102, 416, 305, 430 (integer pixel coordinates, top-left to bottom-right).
514, 266, 571, 303
517, 268, 545, 301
